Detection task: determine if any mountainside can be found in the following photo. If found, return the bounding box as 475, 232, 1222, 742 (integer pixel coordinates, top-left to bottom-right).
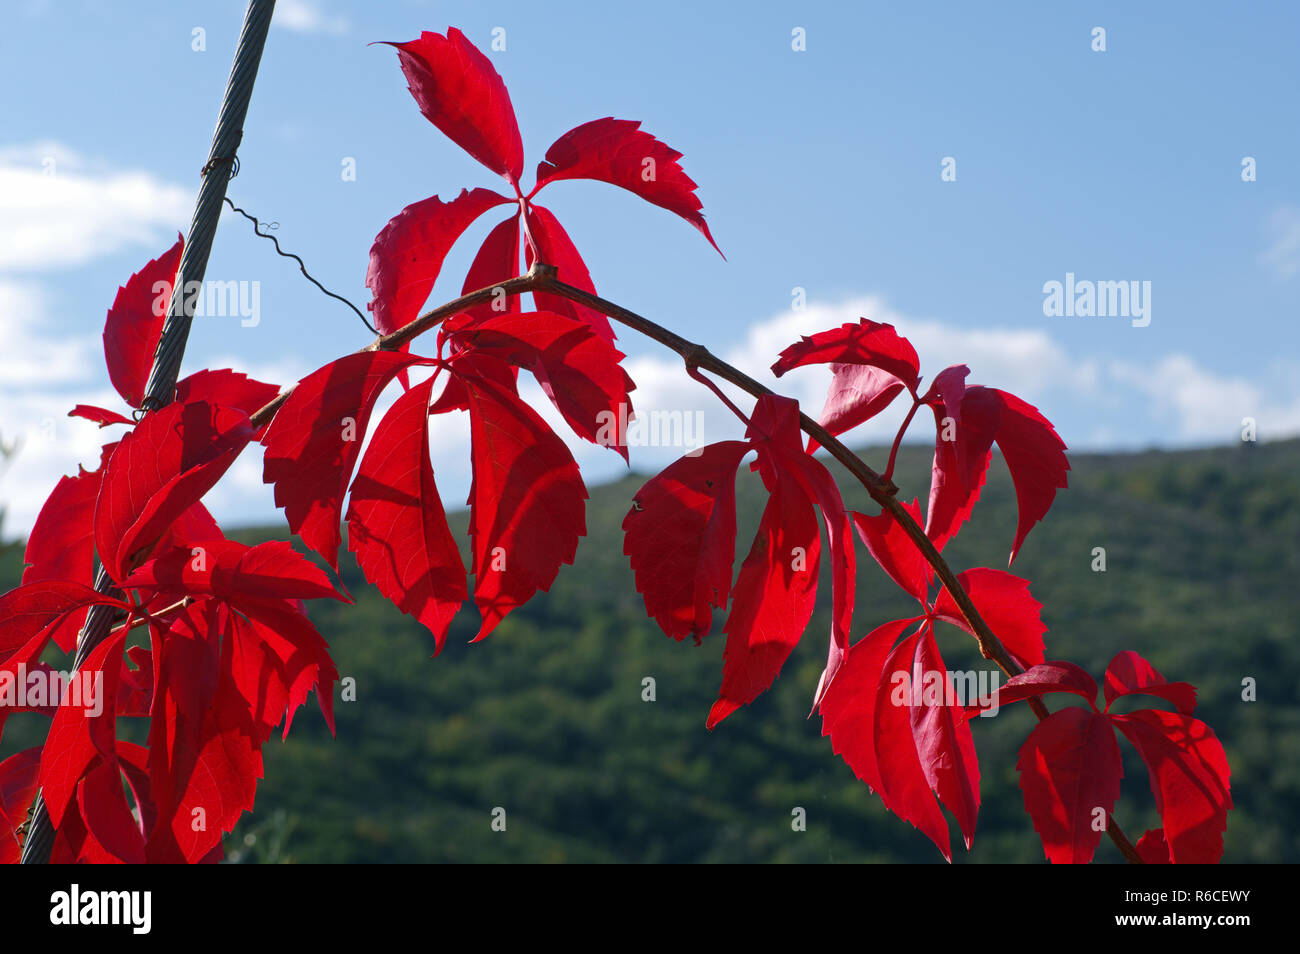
3, 439, 1297, 863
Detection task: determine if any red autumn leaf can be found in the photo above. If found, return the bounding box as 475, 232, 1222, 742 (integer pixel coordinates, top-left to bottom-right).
120, 539, 345, 604
789, 454, 856, 712
72, 757, 147, 864
872, 629, 955, 861
1016, 706, 1124, 865
174, 368, 280, 438
853, 500, 930, 603
622, 441, 750, 642
931, 567, 1047, 670
745, 395, 856, 711
772, 319, 922, 394
910, 625, 981, 851
0, 580, 128, 670
1135, 828, 1172, 864
531, 117, 722, 256
707, 462, 820, 729
21, 448, 111, 652
1103, 650, 1197, 715
103, 235, 183, 409
69, 404, 133, 428
384, 28, 525, 183
227, 596, 339, 739
524, 204, 616, 342
460, 364, 587, 641
261, 350, 426, 567
38, 630, 127, 828
345, 376, 468, 653
1111, 708, 1232, 864
771, 320, 921, 451
0, 747, 42, 865
820, 618, 922, 795
366, 188, 511, 335
94, 401, 253, 581
447, 310, 635, 458
145, 602, 261, 864
926, 385, 1069, 562
976, 661, 1100, 713
458, 212, 522, 324
923, 383, 997, 553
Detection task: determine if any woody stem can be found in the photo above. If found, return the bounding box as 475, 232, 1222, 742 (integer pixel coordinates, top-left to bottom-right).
246, 263, 1143, 863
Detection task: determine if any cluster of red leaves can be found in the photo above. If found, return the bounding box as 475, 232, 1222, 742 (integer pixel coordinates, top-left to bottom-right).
1, 245, 341, 862
1, 26, 1232, 866
264, 27, 721, 651
625, 316, 1231, 862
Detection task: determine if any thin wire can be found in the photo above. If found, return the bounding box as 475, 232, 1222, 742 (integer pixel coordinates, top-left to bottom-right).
223, 197, 378, 335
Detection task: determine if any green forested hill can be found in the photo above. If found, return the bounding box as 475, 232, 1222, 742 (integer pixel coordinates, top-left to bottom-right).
2, 439, 1297, 863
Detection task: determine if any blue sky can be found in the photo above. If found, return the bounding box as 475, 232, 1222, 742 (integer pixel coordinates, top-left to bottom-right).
2, 0, 1297, 536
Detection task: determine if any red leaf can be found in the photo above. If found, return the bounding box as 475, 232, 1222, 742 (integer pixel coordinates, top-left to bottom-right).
228, 597, 339, 739
820, 618, 921, 795
94, 401, 253, 581
345, 377, 467, 653
461, 364, 587, 641
1111, 709, 1232, 864
1103, 650, 1197, 715
910, 626, 981, 850
22, 452, 108, 652
38, 630, 127, 827
985, 388, 1070, 564
931, 567, 1047, 670
622, 441, 750, 642
174, 369, 280, 438
0, 581, 127, 669
853, 500, 930, 603
1135, 828, 1172, 864
873, 629, 954, 861
145, 602, 261, 864
448, 310, 635, 458
366, 188, 511, 335
924, 385, 996, 552
524, 204, 616, 342
261, 351, 425, 567
0, 748, 42, 864
1016, 706, 1124, 864
707, 462, 820, 729
102, 235, 183, 408
927, 386, 1069, 562
771, 319, 921, 393
458, 212, 522, 324
120, 539, 345, 604
69, 404, 133, 428
744, 396, 856, 711
531, 117, 722, 256
73, 758, 146, 863
384, 28, 525, 183
772, 320, 921, 448
978, 661, 1100, 713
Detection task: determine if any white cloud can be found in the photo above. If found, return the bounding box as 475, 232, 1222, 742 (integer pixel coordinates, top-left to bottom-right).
1113, 354, 1300, 442
0, 142, 190, 271
5, 286, 1298, 542
273, 0, 349, 36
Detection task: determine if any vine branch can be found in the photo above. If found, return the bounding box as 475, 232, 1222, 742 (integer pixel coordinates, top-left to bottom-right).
245, 262, 1142, 863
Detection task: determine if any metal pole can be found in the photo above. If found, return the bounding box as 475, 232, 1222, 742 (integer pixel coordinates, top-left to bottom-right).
21, 0, 277, 863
